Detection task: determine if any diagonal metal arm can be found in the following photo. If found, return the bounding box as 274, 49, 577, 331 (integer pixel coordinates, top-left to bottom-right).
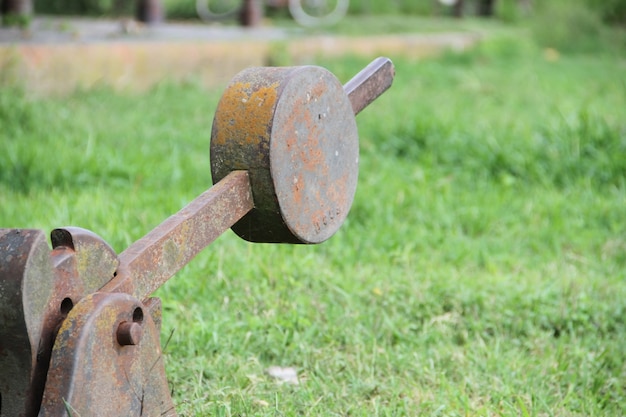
101, 170, 254, 300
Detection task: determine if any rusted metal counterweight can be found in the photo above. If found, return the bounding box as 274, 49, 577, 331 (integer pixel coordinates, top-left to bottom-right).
211, 66, 359, 243
211, 57, 395, 243
0, 57, 394, 417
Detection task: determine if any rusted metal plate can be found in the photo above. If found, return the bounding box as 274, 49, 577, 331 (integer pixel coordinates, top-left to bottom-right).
0, 229, 54, 417
211, 65, 359, 244
40, 292, 175, 417
51, 227, 119, 293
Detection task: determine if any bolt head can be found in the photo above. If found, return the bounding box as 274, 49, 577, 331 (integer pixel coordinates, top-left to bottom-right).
117, 321, 143, 346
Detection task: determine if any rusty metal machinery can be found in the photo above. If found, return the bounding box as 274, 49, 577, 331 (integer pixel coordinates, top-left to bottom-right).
0, 57, 394, 417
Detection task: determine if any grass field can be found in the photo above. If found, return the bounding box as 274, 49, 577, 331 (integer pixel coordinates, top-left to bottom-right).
2, 26, 626, 415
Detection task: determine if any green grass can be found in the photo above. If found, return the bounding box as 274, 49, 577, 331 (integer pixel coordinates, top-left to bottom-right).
2, 30, 626, 415
277, 14, 510, 37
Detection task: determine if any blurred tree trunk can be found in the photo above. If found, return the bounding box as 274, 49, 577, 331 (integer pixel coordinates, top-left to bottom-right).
136, 0, 164, 24
1, 0, 32, 26
239, 0, 263, 27
452, 0, 464, 17
477, 0, 496, 16
1, 0, 32, 15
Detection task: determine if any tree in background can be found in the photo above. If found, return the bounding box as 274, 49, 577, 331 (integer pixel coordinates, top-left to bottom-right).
590, 0, 626, 25
1, 0, 32, 26
476, 0, 496, 16
443, 0, 498, 18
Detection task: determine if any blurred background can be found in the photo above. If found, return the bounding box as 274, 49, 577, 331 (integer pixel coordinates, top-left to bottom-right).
1, 0, 624, 93
2, 0, 626, 416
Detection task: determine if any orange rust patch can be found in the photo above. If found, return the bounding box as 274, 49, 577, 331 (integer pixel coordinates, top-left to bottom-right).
213, 80, 279, 148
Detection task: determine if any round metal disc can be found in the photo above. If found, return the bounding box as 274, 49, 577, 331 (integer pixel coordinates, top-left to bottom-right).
270, 66, 359, 243
210, 65, 359, 243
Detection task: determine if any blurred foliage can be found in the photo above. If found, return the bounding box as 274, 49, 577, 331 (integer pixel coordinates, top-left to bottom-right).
30, 0, 626, 28
588, 0, 626, 25
25, 0, 626, 57
33, 0, 132, 16
494, 0, 522, 22
347, 0, 434, 15
530, 0, 604, 53
29, 0, 626, 30
1, 11, 32, 27
529, 0, 626, 53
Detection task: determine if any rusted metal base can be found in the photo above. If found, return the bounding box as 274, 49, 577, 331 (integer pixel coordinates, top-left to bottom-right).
40, 293, 174, 417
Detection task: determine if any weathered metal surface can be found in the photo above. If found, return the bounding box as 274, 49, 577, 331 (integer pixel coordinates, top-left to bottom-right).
344, 57, 395, 116
271, 66, 359, 243
39, 292, 175, 417
211, 65, 360, 243
143, 297, 163, 332
51, 227, 119, 297
0, 229, 54, 417
101, 170, 253, 300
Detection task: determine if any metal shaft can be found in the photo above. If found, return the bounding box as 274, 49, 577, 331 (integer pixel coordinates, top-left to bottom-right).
344, 57, 395, 116
101, 170, 254, 300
